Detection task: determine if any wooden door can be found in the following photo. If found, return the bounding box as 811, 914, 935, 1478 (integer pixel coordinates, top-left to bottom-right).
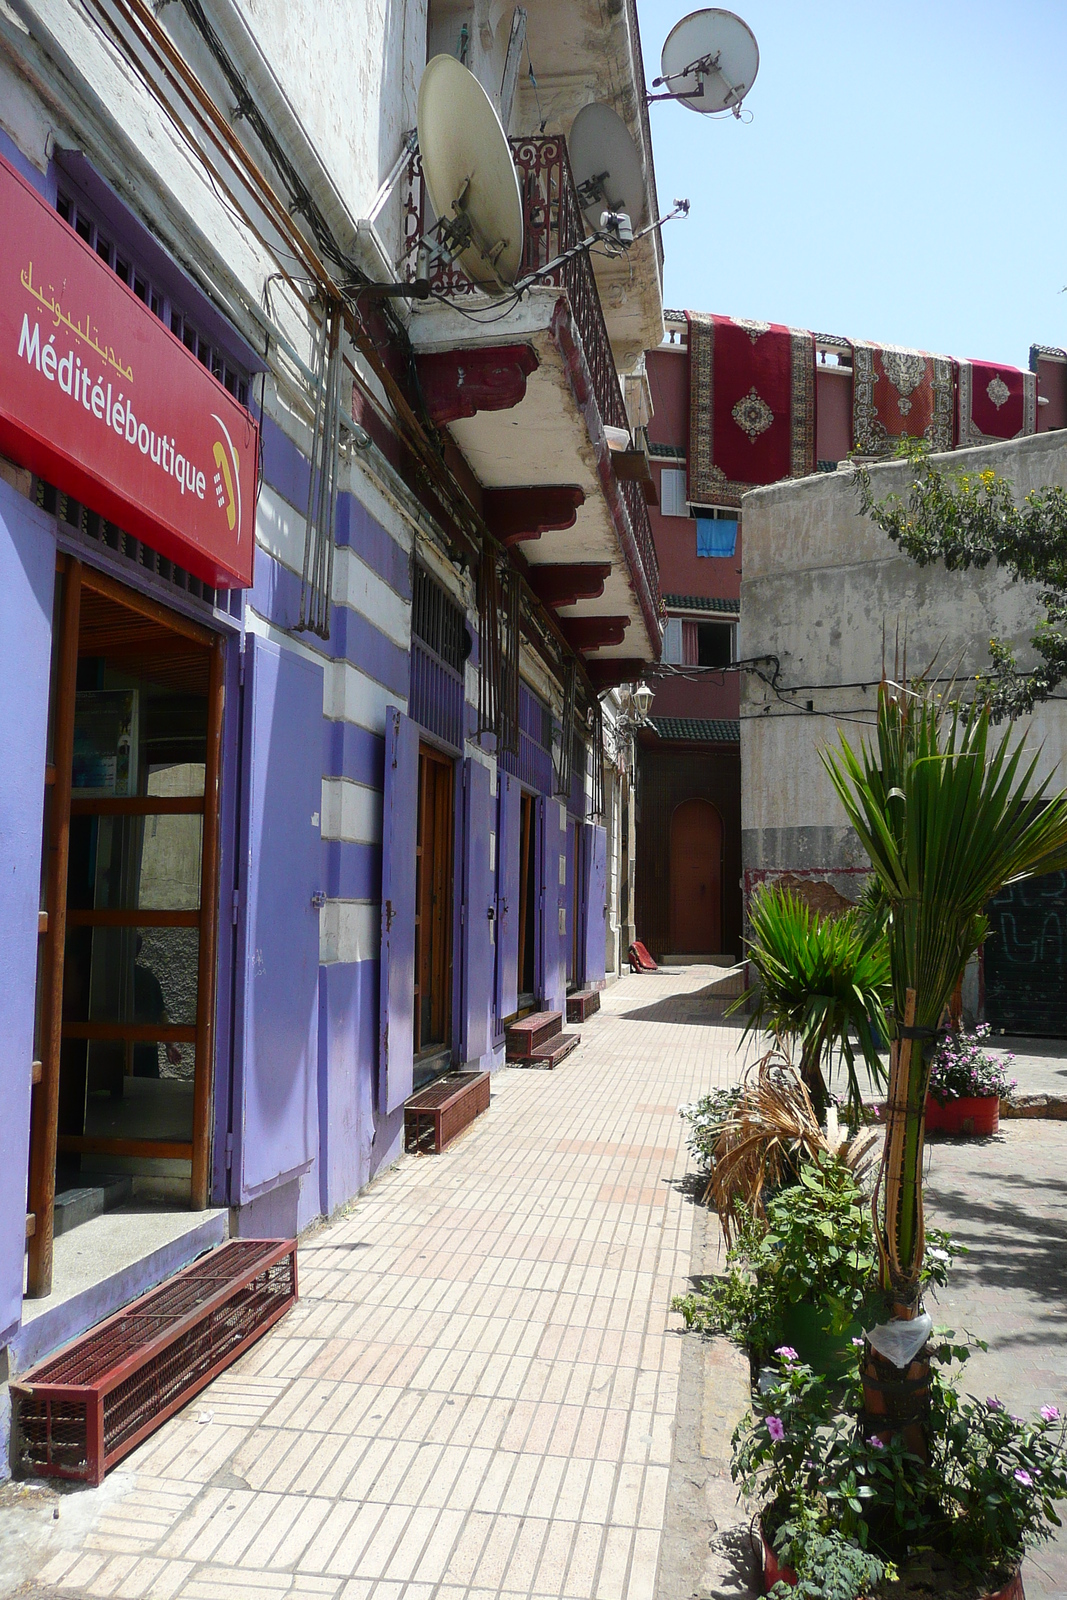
414, 744, 453, 1056
26, 560, 223, 1294
669, 798, 722, 955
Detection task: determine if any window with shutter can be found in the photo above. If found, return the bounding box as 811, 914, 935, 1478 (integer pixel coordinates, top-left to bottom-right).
659, 467, 689, 517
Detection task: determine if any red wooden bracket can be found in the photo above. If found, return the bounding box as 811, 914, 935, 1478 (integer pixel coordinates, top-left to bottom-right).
417, 344, 539, 425
483, 485, 585, 546
526, 563, 611, 609
558, 616, 629, 652
585, 657, 648, 691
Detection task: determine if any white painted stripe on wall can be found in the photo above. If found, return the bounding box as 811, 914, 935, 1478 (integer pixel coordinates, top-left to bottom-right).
325, 659, 407, 731
333, 547, 410, 650
321, 900, 380, 965
256, 483, 411, 646
321, 778, 382, 844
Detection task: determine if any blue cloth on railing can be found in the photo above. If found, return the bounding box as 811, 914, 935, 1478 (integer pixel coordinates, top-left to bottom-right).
696, 517, 738, 557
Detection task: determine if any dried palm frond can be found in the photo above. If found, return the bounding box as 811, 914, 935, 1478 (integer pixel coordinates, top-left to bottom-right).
708, 1042, 879, 1246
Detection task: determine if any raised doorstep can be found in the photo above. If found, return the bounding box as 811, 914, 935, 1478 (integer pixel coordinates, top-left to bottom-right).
566, 989, 601, 1024
505, 1010, 562, 1059
522, 1032, 580, 1070
404, 1071, 491, 1154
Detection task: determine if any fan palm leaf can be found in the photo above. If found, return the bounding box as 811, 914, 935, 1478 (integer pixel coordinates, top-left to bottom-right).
733, 885, 890, 1125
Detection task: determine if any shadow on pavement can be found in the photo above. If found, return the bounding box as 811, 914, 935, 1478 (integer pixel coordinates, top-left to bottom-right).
620, 978, 749, 1027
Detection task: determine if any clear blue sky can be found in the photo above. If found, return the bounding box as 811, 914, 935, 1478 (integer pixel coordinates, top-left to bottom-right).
637, 0, 1067, 366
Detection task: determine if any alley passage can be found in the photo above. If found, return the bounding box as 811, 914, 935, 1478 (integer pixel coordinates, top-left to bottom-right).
26, 967, 744, 1600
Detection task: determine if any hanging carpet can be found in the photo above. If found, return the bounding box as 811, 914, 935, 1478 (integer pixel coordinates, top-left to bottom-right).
957, 359, 1037, 448
686, 313, 815, 509
852, 341, 955, 456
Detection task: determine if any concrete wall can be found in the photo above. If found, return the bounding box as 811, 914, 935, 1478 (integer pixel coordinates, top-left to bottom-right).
739, 431, 1067, 903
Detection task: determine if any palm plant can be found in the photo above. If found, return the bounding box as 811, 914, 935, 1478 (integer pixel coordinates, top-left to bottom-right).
823, 680, 1067, 1321
733, 884, 891, 1125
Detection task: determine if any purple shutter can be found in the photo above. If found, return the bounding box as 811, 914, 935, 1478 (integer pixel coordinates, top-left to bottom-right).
583, 823, 607, 985
540, 797, 567, 1012
0, 486, 54, 1338
234, 636, 323, 1202
380, 706, 418, 1113
495, 771, 521, 1025
462, 757, 494, 1064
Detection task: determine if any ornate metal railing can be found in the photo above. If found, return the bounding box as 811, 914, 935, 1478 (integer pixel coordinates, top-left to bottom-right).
403, 138, 660, 601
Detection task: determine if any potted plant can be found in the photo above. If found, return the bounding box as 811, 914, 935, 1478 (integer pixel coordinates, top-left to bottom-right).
673, 1155, 879, 1375
733, 1347, 1067, 1598
925, 1026, 1016, 1137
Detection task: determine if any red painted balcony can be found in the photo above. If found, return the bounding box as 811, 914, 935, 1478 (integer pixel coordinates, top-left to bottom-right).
403, 137, 662, 675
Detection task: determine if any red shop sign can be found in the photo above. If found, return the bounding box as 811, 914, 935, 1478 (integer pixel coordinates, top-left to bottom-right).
0, 152, 257, 589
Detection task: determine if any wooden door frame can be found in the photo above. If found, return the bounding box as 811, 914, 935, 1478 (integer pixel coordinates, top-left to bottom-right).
25, 558, 223, 1296
515, 790, 533, 1004
414, 742, 454, 1057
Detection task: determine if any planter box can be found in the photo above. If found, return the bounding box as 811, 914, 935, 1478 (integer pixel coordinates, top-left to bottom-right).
925, 1092, 999, 1137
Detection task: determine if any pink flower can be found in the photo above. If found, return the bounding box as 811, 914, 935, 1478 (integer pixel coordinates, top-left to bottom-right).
851, 1337, 865, 1348
986, 1396, 1004, 1411
776, 1346, 799, 1363
1014, 1469, 1034, 1487
868, 1436, 885, 1450
1041, 1405, 1060, 1423
766, 1416, 785, 1443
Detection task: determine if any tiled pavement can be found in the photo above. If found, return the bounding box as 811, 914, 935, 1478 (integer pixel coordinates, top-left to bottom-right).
17, 966, 752, 1600
924, 1122, 1067, 1598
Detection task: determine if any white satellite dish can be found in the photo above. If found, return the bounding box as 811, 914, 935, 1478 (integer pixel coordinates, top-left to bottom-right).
568, 103, 646, 232
657, 9, 759, 115
417, 54, 524, 289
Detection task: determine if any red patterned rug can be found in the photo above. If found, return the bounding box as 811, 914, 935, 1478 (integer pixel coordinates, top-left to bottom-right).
957, 359, 1037, 447
686, 313, 815, 508
852, 342, 955, 455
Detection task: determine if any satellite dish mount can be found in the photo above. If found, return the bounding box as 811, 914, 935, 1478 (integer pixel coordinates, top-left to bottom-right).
649, 9, 759, 118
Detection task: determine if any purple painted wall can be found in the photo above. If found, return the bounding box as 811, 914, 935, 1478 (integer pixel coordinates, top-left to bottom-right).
232, 635, 324, 1205
541, 798, 568, 1012
0, 481, 55, 1344
583, 823, 608, 986
318, 959, 392, 1217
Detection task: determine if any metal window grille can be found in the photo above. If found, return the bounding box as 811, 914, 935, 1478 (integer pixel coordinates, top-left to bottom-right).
553, 658, 577, 797
34, 479, 223, 609
55, 190, 249, 406
411, 564, 468, 749
414, 563, 469, 673
590, 697, 604, 820
476, 544, 501, 744
498, 564, 521, 756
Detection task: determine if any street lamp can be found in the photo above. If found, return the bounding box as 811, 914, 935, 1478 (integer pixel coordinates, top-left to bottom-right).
632, 683, 654, 725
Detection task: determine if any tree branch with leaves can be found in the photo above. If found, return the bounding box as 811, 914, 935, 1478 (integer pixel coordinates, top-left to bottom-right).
856, 449, 1067, 719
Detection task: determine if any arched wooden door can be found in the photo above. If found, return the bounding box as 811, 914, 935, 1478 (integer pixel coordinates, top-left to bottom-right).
670, 798, 722, 954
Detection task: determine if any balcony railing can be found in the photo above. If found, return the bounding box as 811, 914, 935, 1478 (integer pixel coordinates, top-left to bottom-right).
403, 137, 660, 605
